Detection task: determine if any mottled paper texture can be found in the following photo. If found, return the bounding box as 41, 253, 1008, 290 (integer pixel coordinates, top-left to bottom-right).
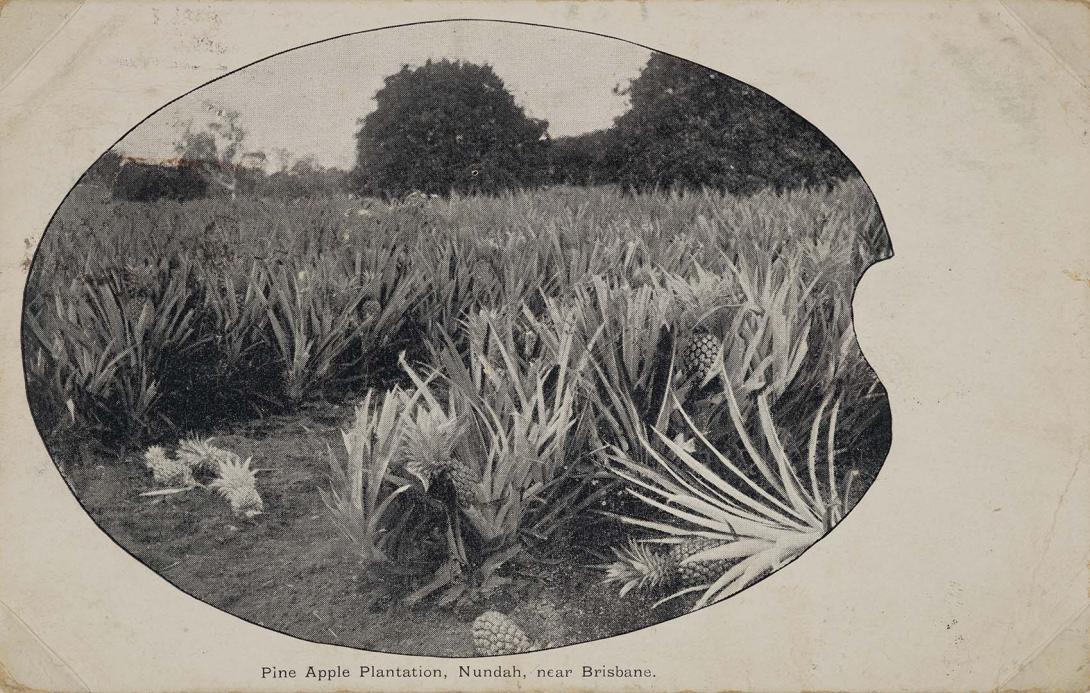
1, 1, 1088, 691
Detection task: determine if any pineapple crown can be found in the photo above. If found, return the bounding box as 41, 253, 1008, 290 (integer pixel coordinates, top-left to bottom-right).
176, 436, 239, 472
397, 406, 469, 491
210, 454, 258, 487
209, 455, 264, 517
144, 445, 170, 467
667, 264, 743, 334
602, 539, 675, 597
143, 445, 195, 487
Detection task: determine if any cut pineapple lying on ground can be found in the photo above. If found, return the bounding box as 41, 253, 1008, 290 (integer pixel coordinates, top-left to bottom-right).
209, 455, 263, 517
143, 445, 195, 487
603, 537, 735, 597
473, 611, 532, 655
175, 436, 241, 474
471, 610, 554, 656
142, 441, 263, 517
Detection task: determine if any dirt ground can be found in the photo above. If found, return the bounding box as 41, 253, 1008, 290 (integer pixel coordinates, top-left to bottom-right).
61, 401, 676, 656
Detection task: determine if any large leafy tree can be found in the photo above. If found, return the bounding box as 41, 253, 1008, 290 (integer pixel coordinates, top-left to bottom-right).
352, 59, 548, 197
612, 54, 855, 194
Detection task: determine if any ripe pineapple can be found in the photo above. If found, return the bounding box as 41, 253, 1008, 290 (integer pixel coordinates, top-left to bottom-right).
209, 455, 263, 517
144, 445, 194, 487
666, 266, 741, 386
682, 328, 721, 385
603, 538, 733, 597
671, 537, 733, 587
359, 298, 381, 323
399, 409, 479, 507
441, 458, 480, 508
472, 611, 532, 656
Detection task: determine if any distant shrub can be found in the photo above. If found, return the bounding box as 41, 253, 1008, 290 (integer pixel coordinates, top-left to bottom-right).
112, 161, 208, 202
258, 161, 348, 200
85, 151, 123, 188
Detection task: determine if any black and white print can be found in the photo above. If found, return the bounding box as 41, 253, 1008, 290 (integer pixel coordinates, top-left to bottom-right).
22, 21, 891, 656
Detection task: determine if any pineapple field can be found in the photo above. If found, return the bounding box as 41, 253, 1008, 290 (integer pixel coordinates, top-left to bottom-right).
22, 177, 891, 655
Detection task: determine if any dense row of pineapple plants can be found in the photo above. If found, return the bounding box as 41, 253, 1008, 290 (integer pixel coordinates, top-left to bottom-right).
24, 178, 890, 617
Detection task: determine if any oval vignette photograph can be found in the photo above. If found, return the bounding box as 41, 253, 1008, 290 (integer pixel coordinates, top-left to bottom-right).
21, 20, 892, 656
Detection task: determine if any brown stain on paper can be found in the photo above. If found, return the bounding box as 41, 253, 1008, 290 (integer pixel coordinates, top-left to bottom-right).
1064, 269, 1090, 288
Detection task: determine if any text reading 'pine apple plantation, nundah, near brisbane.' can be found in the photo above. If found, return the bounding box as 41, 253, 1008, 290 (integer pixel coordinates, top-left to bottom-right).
261, 664, 656, 681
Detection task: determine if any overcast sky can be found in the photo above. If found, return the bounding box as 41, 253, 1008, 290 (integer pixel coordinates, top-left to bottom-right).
115, 22, 652, 171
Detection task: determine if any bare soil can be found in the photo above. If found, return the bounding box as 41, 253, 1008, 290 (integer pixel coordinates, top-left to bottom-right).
61, 401, 674, 656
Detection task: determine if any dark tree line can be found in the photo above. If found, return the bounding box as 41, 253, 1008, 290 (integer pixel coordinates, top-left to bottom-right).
352, 54, 855, 197
112, 161, 208, 202
101, 52, 856, 203
101, 154, 345, 203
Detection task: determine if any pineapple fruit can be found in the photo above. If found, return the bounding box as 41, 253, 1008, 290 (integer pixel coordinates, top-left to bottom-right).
399, 409, 479, 507
682, 328, 721, 385
143, 440, 264, 518
405, 455, 479, 507
144, 445, 194, 487
441, 459, 480, 508
603, 538, 733, 597
176, 436, 239, 473
672, 537, 732, 587
472, 611, 533, 656
666, 265, 740, 386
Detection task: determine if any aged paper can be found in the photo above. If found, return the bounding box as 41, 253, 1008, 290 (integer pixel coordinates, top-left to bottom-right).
1, 1, 1088, 691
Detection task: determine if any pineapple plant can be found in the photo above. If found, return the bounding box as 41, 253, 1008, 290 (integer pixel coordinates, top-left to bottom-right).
608, 371, 854, 610
603, 538, 734, 598
320, 389, 414, 566
209, 455, 263, 517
